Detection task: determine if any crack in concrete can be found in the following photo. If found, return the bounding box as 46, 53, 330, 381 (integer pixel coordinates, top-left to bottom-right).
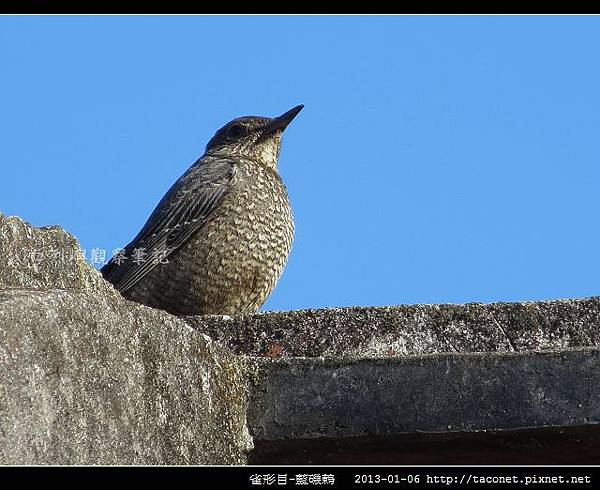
490, 312, 517, 352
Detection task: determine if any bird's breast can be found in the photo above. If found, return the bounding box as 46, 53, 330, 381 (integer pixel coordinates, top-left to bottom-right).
216, 163, 294, 254
186, 161, 294, 280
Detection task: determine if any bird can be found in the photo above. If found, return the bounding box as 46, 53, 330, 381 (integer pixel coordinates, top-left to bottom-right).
101, 105, 303, 316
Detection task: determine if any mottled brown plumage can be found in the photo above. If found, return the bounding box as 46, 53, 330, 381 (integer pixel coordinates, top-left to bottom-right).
101, 105, 303, 316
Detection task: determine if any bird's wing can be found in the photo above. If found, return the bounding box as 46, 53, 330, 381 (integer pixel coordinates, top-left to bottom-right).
101, 157, 236, 294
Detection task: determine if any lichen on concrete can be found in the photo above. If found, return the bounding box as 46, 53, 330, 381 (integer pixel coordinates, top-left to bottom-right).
185, 298, 600, 359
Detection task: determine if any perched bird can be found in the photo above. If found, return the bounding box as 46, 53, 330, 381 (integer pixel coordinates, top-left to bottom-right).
101, 105, 303, 316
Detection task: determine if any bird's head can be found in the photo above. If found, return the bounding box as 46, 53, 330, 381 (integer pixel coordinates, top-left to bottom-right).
205, 105, 304, 169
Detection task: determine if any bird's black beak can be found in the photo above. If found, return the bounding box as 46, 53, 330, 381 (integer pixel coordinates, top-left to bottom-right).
263, 104, 304, 134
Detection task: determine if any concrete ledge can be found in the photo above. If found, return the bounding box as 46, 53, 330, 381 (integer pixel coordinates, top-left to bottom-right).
186, 298, 600, 358
247, 349, 600, 441
188, 299, 600, 463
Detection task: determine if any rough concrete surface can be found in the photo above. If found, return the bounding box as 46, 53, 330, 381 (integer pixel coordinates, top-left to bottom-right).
186, 298, 600, 358
1, 212, 600, 464
0, 214, 251, 464
0, 215, 110, 294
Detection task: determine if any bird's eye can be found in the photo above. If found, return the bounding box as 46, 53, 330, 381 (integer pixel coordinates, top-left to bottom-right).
229, 124, 244, 138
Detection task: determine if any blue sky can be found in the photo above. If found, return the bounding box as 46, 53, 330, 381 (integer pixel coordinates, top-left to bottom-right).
1, 15, 599, 311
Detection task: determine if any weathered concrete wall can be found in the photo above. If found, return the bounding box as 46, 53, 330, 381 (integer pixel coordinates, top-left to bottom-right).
246, 349, 600, 440
0, 214, 252, 464
2, 212, 600, 465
